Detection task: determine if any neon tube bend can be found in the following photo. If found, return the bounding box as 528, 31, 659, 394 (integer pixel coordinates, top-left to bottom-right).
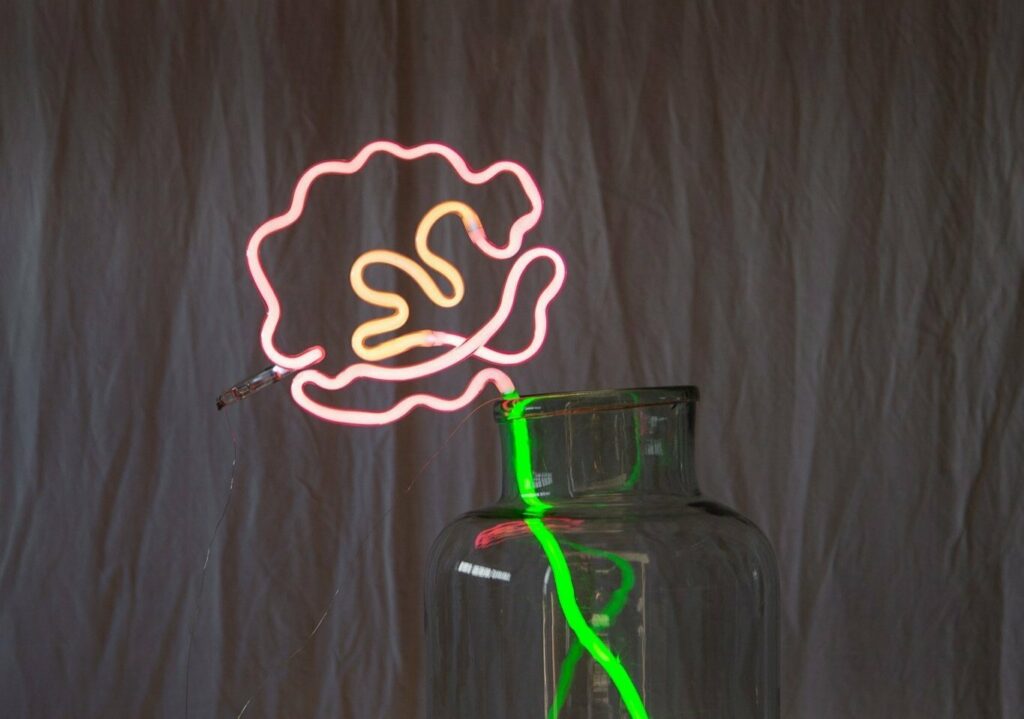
246, 140, 543, 375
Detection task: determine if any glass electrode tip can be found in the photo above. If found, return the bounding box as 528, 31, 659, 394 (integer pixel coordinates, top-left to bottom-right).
216, 365, 292, 410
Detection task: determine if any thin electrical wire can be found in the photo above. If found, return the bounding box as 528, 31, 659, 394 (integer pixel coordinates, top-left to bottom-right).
184, 411, 239, 719
233, 396, 501, 718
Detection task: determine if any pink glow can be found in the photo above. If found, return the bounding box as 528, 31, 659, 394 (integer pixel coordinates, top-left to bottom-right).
291, 247, 564, 424
474, 519, 584, 549
245, 140, 564, 425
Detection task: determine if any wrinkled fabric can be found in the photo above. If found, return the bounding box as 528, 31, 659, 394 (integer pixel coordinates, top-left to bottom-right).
1, 1, 1022, 717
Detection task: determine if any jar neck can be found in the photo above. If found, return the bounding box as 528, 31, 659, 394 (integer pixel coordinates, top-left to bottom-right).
495, 387, 700, 506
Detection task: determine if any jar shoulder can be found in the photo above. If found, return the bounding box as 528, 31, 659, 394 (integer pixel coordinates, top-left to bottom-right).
430, 496, 777, 568
450, 495, 764, 528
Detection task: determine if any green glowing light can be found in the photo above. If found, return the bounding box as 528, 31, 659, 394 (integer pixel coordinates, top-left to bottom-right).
507, 399, 553, 515
503, 393, 649, 719
548, 543, 636, 718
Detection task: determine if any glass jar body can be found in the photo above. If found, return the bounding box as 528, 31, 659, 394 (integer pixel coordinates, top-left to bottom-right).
425, 388, 779, 718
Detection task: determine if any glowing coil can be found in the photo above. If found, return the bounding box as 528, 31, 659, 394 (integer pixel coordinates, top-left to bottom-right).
349, 200, 474, 362
245, 140, 562, 425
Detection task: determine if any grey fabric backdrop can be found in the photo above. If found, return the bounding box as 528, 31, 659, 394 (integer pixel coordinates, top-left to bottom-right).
2, 1, 1022, 717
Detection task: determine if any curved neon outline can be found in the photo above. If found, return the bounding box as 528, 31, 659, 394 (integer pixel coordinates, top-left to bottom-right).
291, 247, 564, 425
246, 140, 542, 374
350, 201, 476, 362
245, 140, 559, 424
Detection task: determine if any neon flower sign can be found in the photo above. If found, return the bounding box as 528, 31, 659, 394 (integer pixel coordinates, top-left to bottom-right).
241, 140, 565, 425
220, 141, 647, 717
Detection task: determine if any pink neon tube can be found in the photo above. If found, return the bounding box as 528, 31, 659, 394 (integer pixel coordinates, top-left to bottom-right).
245, 140, 564, 425
246, 140, 544, 373
291, 248, 565, 425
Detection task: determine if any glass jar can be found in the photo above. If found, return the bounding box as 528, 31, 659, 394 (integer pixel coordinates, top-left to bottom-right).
425, 387, 779, 718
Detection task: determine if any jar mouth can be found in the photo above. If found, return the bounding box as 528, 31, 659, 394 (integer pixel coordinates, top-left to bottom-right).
495, 386, 699, 422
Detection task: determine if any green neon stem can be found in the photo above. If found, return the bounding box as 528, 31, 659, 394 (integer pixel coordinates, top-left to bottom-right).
504, 393, 649, 719
548, 543, 636, 718
550, 392, 642, 715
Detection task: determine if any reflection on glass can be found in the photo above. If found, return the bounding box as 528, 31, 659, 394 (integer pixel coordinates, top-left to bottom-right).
426, 387, 779, 718
457, 561, 513, 583
544, 543, 639, 717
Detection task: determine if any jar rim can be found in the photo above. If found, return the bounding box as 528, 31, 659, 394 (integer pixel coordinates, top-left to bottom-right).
495, 385, 699, 422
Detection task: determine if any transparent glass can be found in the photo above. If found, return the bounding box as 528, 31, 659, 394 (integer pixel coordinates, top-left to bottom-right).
425, 387, 779, 718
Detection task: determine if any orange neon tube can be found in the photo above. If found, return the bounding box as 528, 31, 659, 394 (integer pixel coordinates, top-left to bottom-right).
244, 140, 563, 425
